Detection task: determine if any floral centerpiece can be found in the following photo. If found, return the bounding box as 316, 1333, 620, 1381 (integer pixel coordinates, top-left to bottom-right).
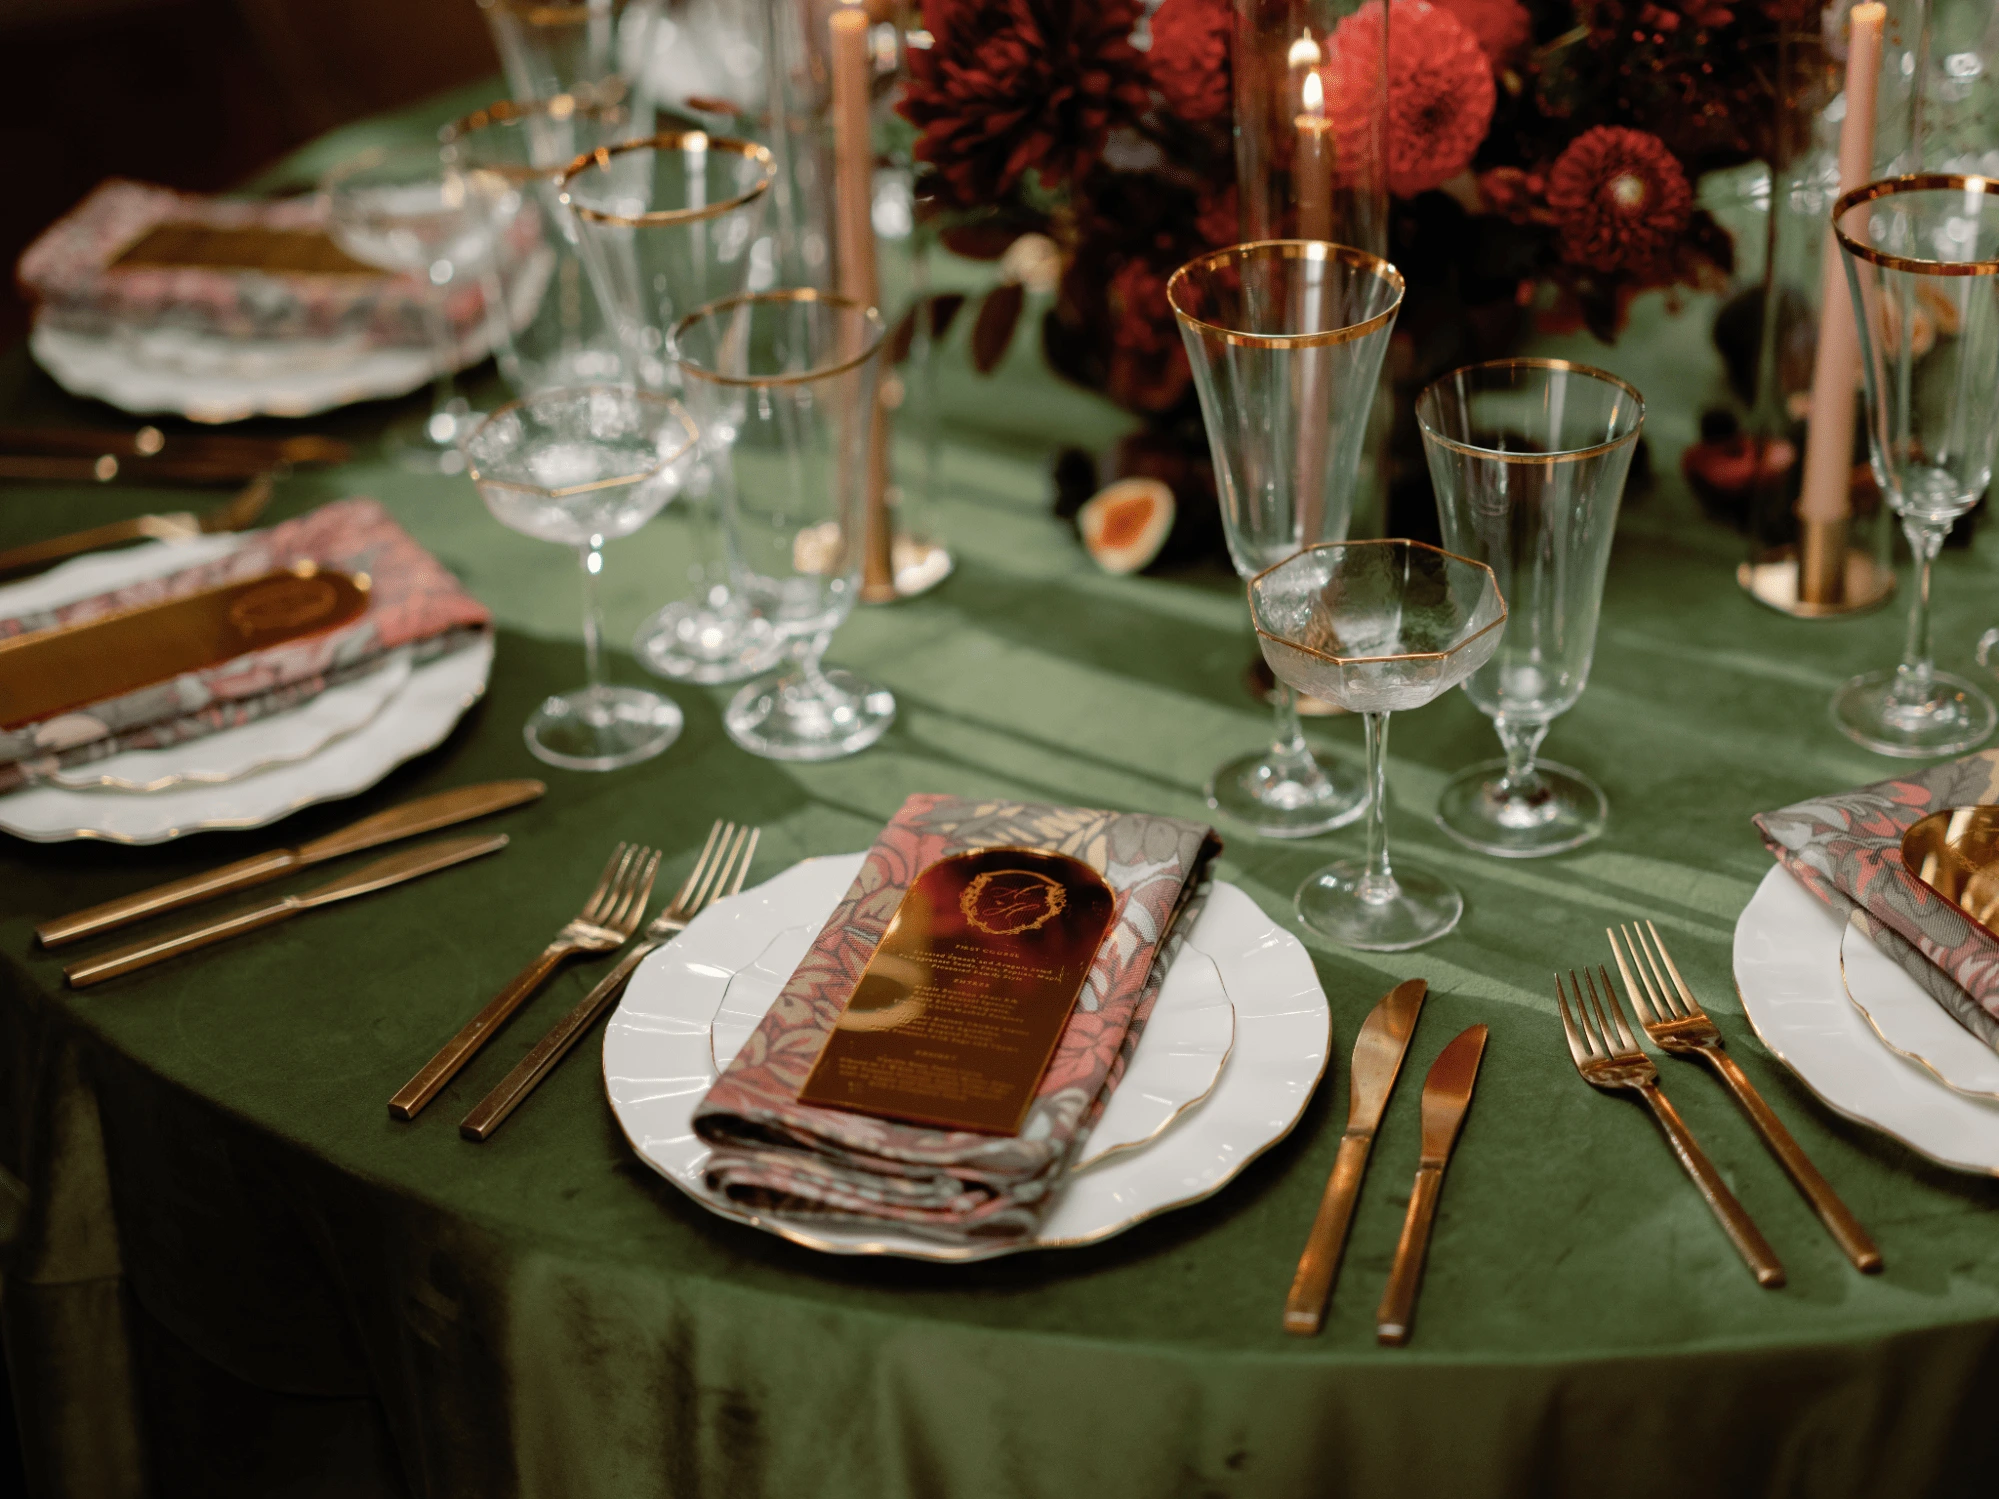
899, 0, 1809, 544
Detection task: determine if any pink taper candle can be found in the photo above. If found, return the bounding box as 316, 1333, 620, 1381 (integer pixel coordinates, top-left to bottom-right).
1797, 2, 1885, 601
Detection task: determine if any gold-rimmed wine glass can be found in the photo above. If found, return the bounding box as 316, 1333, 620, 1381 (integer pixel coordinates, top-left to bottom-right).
1168, 239, 1405, 838
562, 131, 781, 687
1831, 173, 1999, 757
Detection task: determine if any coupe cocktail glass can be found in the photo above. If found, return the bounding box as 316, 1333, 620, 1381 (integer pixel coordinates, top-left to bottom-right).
1420, 359, 1644, 857
1832, 174, 1999, 757
462, 386, 698, 771
1168, 239, 1403, 837
1250, 540, 1506, 950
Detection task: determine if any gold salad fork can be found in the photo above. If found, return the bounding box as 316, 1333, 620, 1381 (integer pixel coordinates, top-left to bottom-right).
458, 821, 760, 1141
390, 841, 661, 1120
1610, 921, 1882, 1273
1556, 966, 1786, 1288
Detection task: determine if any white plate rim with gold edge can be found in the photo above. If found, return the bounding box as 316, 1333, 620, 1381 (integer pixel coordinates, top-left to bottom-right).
604, 852, 1328, 1260
1839, 910, 1999, 1101
1733, 862, 1999, 1176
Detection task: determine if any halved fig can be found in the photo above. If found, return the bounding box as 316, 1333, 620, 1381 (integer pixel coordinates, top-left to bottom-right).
1078, 477, 1176, 575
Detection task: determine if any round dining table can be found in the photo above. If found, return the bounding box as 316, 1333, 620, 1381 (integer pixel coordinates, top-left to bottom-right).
5, 85, 1999, 1498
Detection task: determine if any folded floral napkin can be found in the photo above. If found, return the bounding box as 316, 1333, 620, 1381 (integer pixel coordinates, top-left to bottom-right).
693, 794, 1222, 1245
0, 498, 490, 795
1754, 750, 1999, 1050
17, 179, 503, 349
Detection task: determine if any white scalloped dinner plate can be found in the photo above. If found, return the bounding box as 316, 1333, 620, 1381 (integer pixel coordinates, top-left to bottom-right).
0, 540, 493, 844
1840, 912, 1999, 1101
1734, 863, 1999, 1175
605, 853, 1329, 1260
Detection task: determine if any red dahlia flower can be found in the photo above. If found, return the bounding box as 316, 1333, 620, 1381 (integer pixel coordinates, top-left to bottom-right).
1546, 126, 1694, 273
1327, 0, 1494, 199
901, 0, 1151, 208
1148, 0, 1232, 124
1433, 0, 1531, 64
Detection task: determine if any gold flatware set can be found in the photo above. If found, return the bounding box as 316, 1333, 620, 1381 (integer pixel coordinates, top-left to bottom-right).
1285, 978, 1488, 1346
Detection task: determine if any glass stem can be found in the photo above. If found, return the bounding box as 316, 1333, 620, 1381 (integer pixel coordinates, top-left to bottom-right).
579, 540, 607, 697
1269, 682, 1313, 769
1894, 515, 1951, 706
796, 629, 835, 692
423, 261, 462, 432
1359, 711, 1398, 904
1494, 716, 1550, 801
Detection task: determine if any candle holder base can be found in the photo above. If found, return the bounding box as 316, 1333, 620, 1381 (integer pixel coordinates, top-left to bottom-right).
1247, 656, 1346, 716
1737, 544, 1895, 618
860, 533, 955, 605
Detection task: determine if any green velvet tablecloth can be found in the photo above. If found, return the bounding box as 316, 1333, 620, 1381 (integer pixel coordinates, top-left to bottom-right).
9, 90, 1999, 1499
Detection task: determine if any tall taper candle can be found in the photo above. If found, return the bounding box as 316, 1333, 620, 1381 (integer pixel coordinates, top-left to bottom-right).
830, 2, 894, 598
1295, 67, 1334, 242
1797, 1, 1886, 605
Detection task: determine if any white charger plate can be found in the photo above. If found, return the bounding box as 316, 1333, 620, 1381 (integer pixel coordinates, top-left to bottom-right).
606, 853, 1329, 1261
1840, 912, 1999, 1101
1734, 862, 1999, 1175
0, 539, 493, 844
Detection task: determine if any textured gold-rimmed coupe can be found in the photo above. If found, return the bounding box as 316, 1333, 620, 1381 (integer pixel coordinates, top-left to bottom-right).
1249, 539, 1504, 950
1170, 238, 1405, 841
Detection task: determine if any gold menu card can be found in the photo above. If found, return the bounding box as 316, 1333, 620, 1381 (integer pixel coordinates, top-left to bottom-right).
113, 223, 378, 277
798, 849, 1118, 1135
0, 565, 370, 729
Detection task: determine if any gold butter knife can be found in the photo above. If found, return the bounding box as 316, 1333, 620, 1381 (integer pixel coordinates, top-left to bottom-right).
1376, 1022, 1488, 1347
64, 832, 509, 988
37, 779, 545, 948
0, 473, 273, 577
1283, 977, 1427, 1336
0, 426, 351, 469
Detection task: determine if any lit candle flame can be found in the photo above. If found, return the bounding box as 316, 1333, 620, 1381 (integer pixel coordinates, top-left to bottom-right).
1300, 68, 1325, 117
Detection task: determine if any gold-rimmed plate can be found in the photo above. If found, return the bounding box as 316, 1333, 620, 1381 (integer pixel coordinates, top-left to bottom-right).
604, 854, 1326, 1261
1839, 912, 1999, 1101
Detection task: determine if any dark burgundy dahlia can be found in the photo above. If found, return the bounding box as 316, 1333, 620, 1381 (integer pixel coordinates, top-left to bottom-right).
1147, 0, 1232, 124
1546, 126, 1693, 273
901, 0, 1151, 208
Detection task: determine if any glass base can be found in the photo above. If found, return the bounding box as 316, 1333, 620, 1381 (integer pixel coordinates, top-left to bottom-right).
1832, 667, 1997, 758
1206, 747, 1368, 839
634, 601, 783, 685
526, 684, 681, 772
1435, 758, 1607, 858
1295, 857, 1464, 951
385, 403, 476, 475
726, 666, 895, 762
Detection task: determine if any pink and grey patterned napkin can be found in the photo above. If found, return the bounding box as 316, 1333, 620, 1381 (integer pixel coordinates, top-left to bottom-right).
1754, 750, 1999, 1050
0, 498, 490, 794
693, 794, 1221, 1246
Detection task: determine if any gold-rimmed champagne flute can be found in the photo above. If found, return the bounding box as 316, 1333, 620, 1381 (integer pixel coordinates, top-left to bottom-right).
462, 386, 699, 771
1168, 240, 1405, 838
1832, 174, 1999, 757
1250, 540, 1506, 950
562, 132, 781, 686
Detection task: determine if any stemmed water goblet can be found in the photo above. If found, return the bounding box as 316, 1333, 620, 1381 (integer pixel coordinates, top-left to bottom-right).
562, 132, 781, 686
322, 143, 497, 473
671, 289, 897, 761
1420, 359, 1644, 857
1831, 174, 1999, 757
1249, 541, 1506, 950
1168, 240, 1405, 837
441, 96, 631, 396
462, 386, 699, 771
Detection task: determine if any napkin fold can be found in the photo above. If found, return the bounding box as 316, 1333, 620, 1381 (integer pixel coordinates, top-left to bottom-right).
692, 794, 1222, 1245
0, 498, 490, 794
1754, 750, 1999, 1051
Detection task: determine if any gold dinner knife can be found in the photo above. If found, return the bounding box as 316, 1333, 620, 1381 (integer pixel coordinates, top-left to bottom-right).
64, 832, 508, 987
37, 780, 545, 948
1283, 977, 1427, 1335
1376, 1023, 1488, 1347
0, 472, 274, 577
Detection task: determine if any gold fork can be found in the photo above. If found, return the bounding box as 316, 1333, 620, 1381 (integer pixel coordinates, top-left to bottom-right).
1556, 965, 1786, 1288
458, 821, 760, 1141
390, 841, 661, 1120
1610, 921, 1883, 1273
